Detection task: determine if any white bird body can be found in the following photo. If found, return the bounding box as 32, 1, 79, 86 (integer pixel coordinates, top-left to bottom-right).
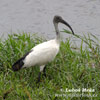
23, 39, 60, 68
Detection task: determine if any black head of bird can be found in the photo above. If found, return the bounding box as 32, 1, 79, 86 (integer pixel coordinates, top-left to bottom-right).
53, 15, 74, 35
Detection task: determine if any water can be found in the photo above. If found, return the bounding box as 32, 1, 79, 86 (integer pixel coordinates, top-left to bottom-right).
0, 0, 100, 39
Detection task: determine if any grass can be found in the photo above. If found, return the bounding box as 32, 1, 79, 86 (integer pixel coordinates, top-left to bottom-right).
0, 31, 100, 100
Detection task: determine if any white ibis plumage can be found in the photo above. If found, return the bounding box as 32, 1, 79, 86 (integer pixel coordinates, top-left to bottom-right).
12, 15, 74, 82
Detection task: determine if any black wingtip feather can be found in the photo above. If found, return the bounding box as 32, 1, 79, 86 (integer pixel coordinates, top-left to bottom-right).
12, 58, 24, 71
12, 50, 32, 71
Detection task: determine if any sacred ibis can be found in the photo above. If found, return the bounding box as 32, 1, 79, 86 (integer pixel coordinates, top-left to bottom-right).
12, 15, 74, 82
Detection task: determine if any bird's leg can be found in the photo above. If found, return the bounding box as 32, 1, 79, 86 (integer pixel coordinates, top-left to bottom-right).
43, 66, 46, 77
37, 72, 41, 83
37, 65, 45, 83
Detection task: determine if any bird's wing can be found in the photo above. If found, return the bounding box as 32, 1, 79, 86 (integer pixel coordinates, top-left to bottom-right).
23, 40, 59, 67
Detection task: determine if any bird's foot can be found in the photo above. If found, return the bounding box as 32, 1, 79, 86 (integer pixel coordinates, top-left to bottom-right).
36, 72, 41, 83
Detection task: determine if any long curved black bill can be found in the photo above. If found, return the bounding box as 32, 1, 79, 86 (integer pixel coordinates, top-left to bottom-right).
61, 20, 74, 35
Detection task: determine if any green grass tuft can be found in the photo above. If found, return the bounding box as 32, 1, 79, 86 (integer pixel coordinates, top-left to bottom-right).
0, 32, 100, 100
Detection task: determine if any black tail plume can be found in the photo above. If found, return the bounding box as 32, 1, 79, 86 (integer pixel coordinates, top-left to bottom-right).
12, 50, 32, 71
12, 58, 24, 71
